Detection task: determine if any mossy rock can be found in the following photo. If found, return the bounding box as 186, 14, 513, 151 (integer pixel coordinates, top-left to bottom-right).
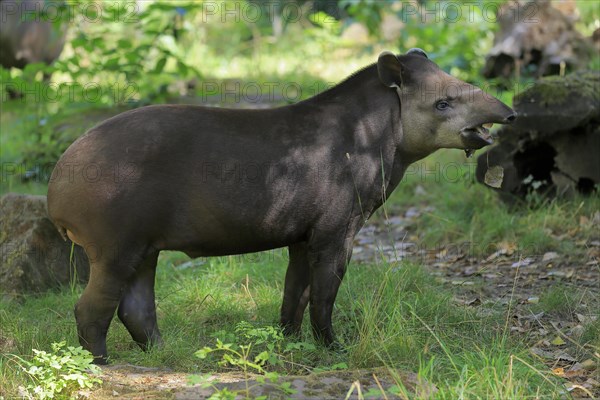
512, 71, 600, 136
514, 71, 599, 106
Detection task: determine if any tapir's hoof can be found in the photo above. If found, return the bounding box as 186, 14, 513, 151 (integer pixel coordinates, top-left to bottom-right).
137, 335, 164, 352
92, 355, 109, 365
281, 324, 302, 338
326, 341, 347, 354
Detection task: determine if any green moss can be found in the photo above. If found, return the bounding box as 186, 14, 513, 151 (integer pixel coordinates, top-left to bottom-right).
530, 77, 570, 105
514, 70, 600, 107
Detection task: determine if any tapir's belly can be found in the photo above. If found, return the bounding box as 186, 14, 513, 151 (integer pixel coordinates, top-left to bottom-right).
162, 211, 307, 257
153, 179, 315, 256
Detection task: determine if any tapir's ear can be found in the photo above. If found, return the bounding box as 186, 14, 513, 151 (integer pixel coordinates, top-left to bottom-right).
377, 51, 402, 88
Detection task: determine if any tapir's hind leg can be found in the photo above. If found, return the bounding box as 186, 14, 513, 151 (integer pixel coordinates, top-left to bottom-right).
280, 242, 310, 336
75, 245, 148, 364
117, 251, 162, 350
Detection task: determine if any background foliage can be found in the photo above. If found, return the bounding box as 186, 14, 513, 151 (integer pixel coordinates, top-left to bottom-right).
3, 0, 598, 179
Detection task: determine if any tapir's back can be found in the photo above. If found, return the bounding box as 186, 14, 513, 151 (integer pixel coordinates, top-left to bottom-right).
47, 103, 339, 255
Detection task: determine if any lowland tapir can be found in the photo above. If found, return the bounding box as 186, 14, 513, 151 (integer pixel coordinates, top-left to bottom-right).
47, 49, 516, 364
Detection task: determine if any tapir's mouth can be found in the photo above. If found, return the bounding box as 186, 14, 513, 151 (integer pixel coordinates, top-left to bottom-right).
461, 123, 494, 158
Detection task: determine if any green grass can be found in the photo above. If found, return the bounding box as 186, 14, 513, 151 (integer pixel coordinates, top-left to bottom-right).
580, 319, 600, 351
1, 251, 569, 398
534, 285, 582, 317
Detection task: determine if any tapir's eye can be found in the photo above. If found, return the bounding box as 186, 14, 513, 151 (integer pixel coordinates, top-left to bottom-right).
436, 100, 451, 111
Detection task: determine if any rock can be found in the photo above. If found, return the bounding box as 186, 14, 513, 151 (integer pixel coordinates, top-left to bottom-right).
0, 193, 88, 297
476, 71, 600, 200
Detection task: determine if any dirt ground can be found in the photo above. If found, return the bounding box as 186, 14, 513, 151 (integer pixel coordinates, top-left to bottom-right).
86, 365, 433, 399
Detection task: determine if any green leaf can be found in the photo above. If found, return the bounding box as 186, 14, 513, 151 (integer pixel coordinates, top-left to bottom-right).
125, 52, 142, 64
136, 44, 152, 53
117, 39, 133, 50
20, 342, 102, 399
71, 37, 88, 49
154, 57, 168, 74
194, 348, 211, 359
187, 374, 212, 386
176, 61, 189, 77
330, 362, 348, 370
91, 37, 106, 50
364, 387, 387, 398
551, 336, 566, 346
254, 351, 270, 364
285, 341, 315, 352
105, 57, 121, 70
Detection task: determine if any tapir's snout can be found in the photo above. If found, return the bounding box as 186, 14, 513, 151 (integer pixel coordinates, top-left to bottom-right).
495, 103, 517, 125
504, 111, 517, 124
460, 92, 517, 157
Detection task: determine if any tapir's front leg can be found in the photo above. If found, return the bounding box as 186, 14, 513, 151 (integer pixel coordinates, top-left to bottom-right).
306, 233, 355, 346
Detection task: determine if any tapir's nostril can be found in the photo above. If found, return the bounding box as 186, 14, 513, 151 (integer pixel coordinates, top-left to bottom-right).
505, 113, 517, 123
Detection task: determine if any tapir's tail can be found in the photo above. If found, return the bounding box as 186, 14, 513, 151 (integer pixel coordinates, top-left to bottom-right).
54, 223, 81, 245
54, 223, 82, 245
54, 223, 69, 242
46, 200, 69, 241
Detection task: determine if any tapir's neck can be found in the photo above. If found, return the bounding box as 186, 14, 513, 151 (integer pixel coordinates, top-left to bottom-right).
297, 64, 418, 200
299, 65, 435, 165
301, 64, 396, 117
300, 65, 402, 145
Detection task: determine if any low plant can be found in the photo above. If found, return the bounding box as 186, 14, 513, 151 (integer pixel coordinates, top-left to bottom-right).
14, 341, 102, 399
188, 322, 307, 399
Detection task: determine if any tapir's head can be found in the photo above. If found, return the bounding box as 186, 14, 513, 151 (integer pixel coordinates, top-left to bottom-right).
377, 49, 516, 158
